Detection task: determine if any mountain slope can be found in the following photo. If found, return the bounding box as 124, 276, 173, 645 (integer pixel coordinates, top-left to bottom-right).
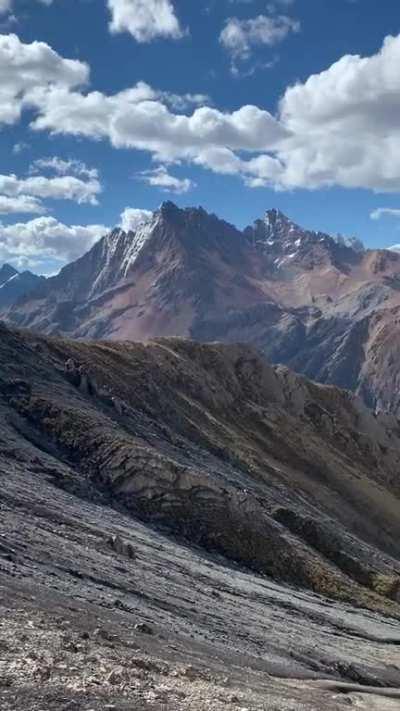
0, 325, 400, 711
5, 203, 400, 414
1, 322, 400, 608
2, 324, 400, 708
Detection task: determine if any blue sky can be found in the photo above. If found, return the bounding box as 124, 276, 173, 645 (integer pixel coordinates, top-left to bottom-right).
1, 0, 400, 273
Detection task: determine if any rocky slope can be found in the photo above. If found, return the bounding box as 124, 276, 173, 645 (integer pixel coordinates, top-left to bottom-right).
2, 322, 400, 605
5, 203, 400, 414
1, 323, 400, 709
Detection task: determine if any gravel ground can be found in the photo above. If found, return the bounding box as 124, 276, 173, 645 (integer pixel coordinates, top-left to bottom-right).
1, 460, 400, 710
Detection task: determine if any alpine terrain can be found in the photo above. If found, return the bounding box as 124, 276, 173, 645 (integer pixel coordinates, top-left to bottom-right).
1, 322, 400, 709
4, 202, 400, 415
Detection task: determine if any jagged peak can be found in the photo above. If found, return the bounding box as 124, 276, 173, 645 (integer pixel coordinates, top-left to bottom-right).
264, 208, 298, 230
160, 200, 179, 210
158, 200, 181, 219
0, 263, 19, 288
247, 209, 365, 254
0, 263, 18, 277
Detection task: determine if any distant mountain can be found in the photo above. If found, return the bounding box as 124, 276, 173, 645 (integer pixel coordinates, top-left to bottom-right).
0, 264, 45, 309
244, 208, 365, 274
0, 263, 18, 287
5, 202, 400, 415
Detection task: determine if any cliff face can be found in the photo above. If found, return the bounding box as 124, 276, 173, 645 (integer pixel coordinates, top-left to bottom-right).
5, 203, 400, 414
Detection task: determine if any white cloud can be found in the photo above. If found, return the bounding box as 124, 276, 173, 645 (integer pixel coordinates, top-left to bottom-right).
0, 33, 88, 126
31, 90, 287, 160
120, 207, 153, 232
5, 32, 400, 194
278, 34, 400, 192
0, 173, 101, 205
219, 12, 300, 77
12, 142, 29, 154
0, 194, 45, 215
371, 208, 400, 220
139, 166, 195, 193
220, 14, 300, 73
107, 0, 183, 42
0, 216, 108, 270
30, 156, 99, 180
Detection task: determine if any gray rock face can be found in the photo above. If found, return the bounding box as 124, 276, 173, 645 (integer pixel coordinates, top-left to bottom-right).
1, 322, 400, 606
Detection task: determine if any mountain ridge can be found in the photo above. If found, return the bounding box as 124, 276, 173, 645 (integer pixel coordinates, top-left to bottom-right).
4, 202, 400, 414
1, 320, 400, 609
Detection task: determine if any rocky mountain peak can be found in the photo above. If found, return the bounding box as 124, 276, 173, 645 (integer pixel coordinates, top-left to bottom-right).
245, 209, 305, 248
157, 201, 215, 230
263, 208, 300, 240
0, 263, 18, 287
159, 200, 181, 218
244, 209, 365, 275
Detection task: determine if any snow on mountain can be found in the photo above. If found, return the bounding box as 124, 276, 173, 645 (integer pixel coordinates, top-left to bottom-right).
0, 265, 45, 308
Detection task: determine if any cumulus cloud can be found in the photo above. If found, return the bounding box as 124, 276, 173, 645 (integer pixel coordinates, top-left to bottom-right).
5, 31, 400, 194
220, 14, 300, 63
0, 173, 101, 205
0, 217, 108, 270
107, 0, 183, 42
0, 33, 88, 126
139, 166, 195, 194
0, 194, 45, 215
120, 207, 153, 232
371, 208, 400, 220
31, 90, 287, 161
278, 34, 400, 192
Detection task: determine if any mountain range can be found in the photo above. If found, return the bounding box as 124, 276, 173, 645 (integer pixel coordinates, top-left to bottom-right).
3, 201, 400, 414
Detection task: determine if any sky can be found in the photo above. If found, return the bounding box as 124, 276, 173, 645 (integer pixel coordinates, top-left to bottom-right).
1, 0, 400, 274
